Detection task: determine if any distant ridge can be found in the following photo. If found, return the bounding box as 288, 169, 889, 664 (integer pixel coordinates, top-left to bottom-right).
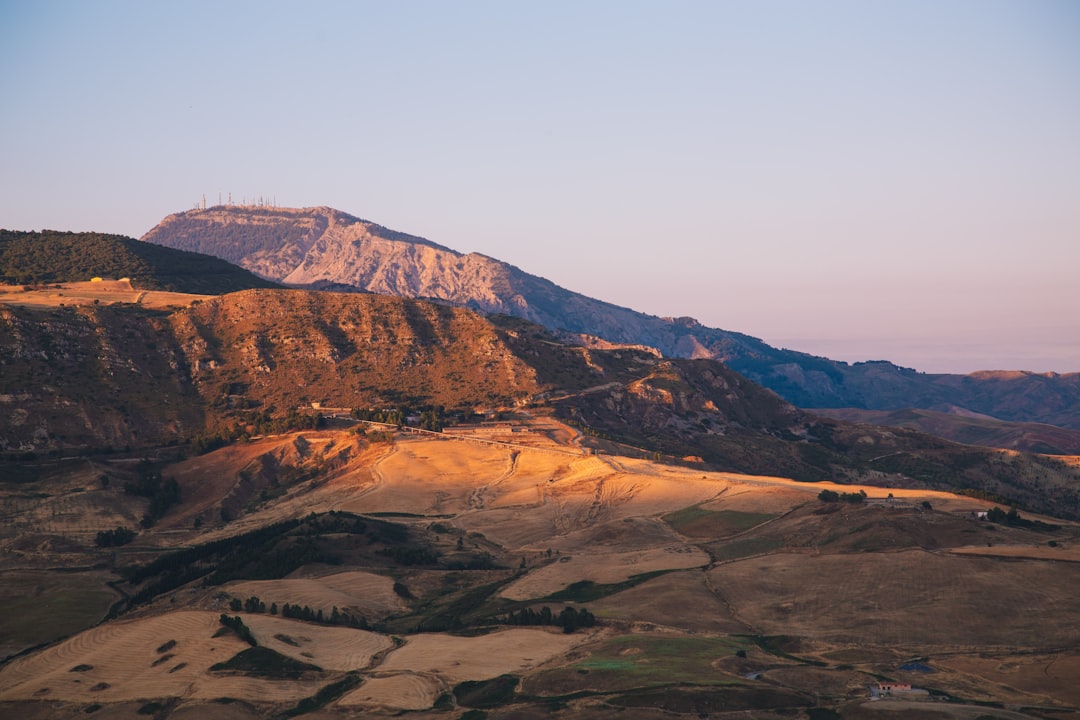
1, 229, 278, 295
142, 206, 1080, 432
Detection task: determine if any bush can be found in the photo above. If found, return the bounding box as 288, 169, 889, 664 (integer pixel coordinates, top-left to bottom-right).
95, 526, 136, 547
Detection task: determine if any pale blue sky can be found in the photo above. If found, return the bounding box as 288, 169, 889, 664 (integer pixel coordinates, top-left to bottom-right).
2, 1, 1078, 373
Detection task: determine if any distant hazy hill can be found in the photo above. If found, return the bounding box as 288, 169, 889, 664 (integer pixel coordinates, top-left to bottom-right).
814, 406, 1080, 456
4, 289, 1076, 517
141, 206, 1080, 430
0, 229, 278, 294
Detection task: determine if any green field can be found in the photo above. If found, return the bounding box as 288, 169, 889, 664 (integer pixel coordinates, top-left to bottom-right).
525, 635, 751, 696
663, 506, 776, 539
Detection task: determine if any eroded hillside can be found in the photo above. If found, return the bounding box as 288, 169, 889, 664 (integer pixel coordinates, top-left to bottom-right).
141, 205, 1080, 432
4, 288, 1079, 520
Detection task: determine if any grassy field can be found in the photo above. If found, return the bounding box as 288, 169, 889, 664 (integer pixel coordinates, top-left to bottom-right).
663, 505, 777, 538
0, 570, 119, 660
2, 431, 1080, 718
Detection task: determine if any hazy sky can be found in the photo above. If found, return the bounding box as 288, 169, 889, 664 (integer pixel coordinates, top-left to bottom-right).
2, 1, 1078, 374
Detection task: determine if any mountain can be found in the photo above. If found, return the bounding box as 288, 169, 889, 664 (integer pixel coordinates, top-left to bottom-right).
141, 206, 1080, 431
0, 229, 279, 294
3, 288, 1077, 519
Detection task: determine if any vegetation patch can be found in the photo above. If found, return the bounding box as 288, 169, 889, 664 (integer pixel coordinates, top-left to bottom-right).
209, 646, 321, 679
742, 635, 827, 666
0, 229, 277, 293
453, 674, 519, 708
529, 635, 750, 696
705, 537, 783, 562
664, 505, 776, 538
818, 488, 867, 504
281, 673, 361, 717
543, 570, 672, 603
119, 512, 429, 611
95, 526, 136, 547
217, 614, 257, 646
0, 571, 118, 653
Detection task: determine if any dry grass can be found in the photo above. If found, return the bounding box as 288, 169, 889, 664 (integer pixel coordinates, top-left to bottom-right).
932, 651, 1080, 707
947, 543, 1080, 561
225, 571, 405, 621
6, 432, 1080, 715
500, 545, 709, 601
241, 613, 392, 671
586, 569, 744, 633
712, 549, 1080, 648
337, 673, 441, 710
0, 570, 119, 661
0, 280, 210, 310
377, 628, 587, 684
0, 609, 334, 705
0, 611, 248, 702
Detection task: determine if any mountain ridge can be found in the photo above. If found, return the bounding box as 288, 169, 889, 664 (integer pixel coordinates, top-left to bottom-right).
5, 286, 1077, 518
141, 205, 1080, 431
1, 228, 278, 294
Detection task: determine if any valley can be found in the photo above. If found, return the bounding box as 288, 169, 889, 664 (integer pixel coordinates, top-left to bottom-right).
2, 423, 1079, 719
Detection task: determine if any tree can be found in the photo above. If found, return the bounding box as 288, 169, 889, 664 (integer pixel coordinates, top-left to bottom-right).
95, 526, 136, 547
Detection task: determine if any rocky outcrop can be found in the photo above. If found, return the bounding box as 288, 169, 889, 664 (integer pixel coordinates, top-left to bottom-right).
142, 206, 1080, 430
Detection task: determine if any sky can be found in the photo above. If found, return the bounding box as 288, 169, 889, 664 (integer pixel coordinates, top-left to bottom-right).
2, 1, 1078, 374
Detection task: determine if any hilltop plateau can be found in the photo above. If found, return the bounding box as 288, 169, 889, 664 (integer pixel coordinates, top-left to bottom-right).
142, 206, 1080, 436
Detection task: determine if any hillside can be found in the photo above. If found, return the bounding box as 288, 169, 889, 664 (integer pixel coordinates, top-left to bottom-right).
3, 289, 1077, 520
141, 206, 1080, 430
0, 229, 279, 294
2, 429, 1079, 719
817, 406, 1080, 455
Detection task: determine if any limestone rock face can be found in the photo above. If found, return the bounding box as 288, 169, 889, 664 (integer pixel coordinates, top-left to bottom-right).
142, 206, 1080, 429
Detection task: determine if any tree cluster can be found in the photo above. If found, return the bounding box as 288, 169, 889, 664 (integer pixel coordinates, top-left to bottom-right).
503, 605, 597, 633
352, 408, 405, 425
985, 506, 1058, 531
0, 229, 275, 293
817, 488, 866, 504
378, 544, 440, 566
95, 526, 136, 548
123, 464, 181, 527
227, 594, 367, 628
218, 614, 257, 646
